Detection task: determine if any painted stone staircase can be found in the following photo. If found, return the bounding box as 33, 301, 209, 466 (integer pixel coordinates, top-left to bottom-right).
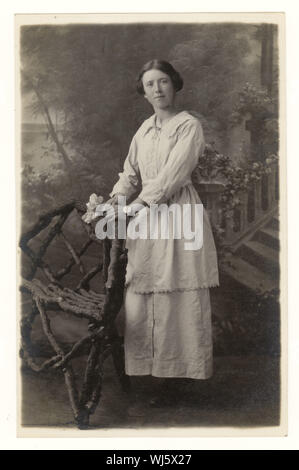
221, 212, 280, 295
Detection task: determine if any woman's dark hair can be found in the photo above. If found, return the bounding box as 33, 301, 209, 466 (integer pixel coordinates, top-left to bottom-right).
136, 59, 184, 95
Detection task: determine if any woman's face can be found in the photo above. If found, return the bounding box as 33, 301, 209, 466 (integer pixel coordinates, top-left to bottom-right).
142, 69, 176, 111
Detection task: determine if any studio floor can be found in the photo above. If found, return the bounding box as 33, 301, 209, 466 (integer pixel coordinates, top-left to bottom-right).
21, 354, 280, 431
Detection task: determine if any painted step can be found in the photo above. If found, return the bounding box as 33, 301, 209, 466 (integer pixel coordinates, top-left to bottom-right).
254, 227, 280, 250
236, 240, 280, 278
221, 255, 278, 294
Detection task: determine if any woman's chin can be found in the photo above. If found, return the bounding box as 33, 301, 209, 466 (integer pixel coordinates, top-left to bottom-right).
153, 102, 174, 111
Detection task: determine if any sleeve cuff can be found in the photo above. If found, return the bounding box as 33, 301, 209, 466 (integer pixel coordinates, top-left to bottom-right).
139, 185, 166, 206
110, 179, 137, 199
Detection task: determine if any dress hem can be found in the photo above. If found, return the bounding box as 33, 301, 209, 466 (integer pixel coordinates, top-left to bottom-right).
125, 282, 220, 294
125, 357, 213, 380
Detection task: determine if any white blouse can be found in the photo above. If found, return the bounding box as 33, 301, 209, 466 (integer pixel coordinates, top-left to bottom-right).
110, 110, 219, 293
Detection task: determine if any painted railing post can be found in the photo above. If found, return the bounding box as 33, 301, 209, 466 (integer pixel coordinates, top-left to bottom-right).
239, 191, 249, 234
224, 211, 235, 243
254, 178, 263, 219
268, 162, 277, 209
197, 182, 225, 227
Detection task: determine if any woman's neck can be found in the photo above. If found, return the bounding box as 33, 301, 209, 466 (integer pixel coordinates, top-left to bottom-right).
155, 107, 178, 126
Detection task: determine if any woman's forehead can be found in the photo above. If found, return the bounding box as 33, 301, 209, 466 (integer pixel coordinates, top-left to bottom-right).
142, 69, 170, 82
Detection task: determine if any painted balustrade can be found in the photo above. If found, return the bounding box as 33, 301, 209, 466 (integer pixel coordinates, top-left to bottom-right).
196, 162, 279, 247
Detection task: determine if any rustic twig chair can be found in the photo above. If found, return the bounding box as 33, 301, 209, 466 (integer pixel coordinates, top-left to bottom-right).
19, 200, 129, 429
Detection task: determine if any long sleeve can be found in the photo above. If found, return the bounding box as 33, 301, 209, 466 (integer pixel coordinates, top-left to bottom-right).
109, 136, 140, 198
139, 119, 205, 205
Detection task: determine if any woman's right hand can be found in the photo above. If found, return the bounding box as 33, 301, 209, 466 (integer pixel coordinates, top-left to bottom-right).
104, 193, 126, 211
97, 193, 127, 223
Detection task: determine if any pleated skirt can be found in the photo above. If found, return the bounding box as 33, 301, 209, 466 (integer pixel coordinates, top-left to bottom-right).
124, 286, 213, 380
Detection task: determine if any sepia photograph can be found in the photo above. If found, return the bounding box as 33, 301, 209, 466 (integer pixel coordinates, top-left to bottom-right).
16, 12, 286, 437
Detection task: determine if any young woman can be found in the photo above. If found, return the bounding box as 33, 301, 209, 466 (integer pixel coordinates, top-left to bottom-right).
107, 59, 219, 406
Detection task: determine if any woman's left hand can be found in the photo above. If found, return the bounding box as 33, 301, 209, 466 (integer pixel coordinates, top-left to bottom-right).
95, 197, 147, 233
124, 198, 148, 218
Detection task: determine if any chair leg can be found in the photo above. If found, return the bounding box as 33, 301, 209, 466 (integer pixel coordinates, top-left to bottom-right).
111, 336, 131, 393
76, 407, 90, 430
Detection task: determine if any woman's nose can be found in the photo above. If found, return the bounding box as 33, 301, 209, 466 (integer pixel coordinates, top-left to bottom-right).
153, 81, 161, 93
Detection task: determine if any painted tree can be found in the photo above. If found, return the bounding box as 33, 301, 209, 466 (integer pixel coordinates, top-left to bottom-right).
168, 24, 256, 145
229, 24, 279, 161
21, 23, 259, 219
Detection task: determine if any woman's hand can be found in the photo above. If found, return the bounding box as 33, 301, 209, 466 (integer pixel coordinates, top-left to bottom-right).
105, 193, 125, 210
130, 197, 147, 207
124, 197, 148, 218
95, 193, 127, 225
93, 194, 147, 235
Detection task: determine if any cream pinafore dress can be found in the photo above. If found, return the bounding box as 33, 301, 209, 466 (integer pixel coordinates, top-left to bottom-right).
110, 111, 219, 379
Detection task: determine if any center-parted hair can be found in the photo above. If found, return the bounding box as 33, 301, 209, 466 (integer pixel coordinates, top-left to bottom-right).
136, 59, 184, 95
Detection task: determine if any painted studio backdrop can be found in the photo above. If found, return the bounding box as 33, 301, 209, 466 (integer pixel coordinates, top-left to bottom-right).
19, 21, 281, 430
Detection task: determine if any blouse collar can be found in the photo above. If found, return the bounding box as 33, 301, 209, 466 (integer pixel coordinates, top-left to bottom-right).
141, 110, 194, 138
